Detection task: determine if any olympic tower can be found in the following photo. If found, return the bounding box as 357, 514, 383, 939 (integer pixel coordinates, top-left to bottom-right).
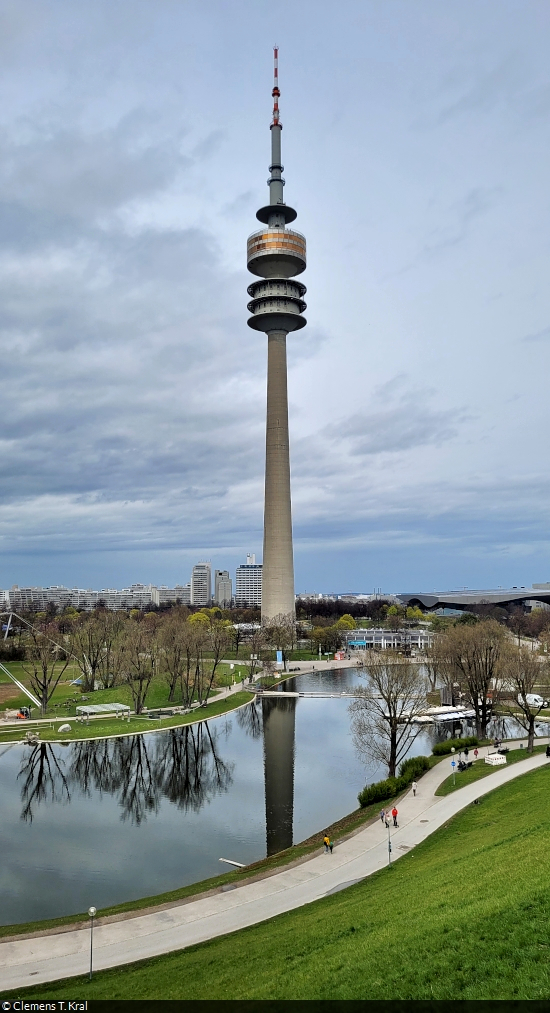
247, 49, 306, 621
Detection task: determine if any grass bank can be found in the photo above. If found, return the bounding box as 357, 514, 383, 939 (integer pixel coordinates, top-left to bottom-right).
5, 765, 550, 1000
0, 691, 253, 744
435, 743, 547, 796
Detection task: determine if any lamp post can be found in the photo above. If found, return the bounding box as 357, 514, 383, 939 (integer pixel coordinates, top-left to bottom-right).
387, 817, 392, 867
88, 906, 96, 980
451, 746, 456, 786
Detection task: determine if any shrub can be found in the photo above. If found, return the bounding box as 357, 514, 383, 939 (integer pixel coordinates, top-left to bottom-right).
357, 755, 431, 808
432, 736, 478, 756
398, 754, 431, 779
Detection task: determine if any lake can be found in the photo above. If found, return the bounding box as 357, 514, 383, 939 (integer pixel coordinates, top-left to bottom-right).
0, 666, 542, 924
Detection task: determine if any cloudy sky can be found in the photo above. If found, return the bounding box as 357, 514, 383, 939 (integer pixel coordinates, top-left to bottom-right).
0, 0, 549, 595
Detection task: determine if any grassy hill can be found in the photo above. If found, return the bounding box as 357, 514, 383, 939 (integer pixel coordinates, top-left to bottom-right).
4, 765, 550, 1000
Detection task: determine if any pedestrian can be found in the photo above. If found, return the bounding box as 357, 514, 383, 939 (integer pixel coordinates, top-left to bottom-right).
329, 839, 333, 854
546, 745, 550, 759
323, 834, 330, 853
464, 746, 469, 759
474, 747, 479, 760
411, 781, 417, 797
379, 808, 386, 823
384, 810, 390, 828
391, 806, 398, 827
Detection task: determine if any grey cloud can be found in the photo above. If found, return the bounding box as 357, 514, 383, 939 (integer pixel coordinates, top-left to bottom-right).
0, 113, 269, 544
422, 187, 498, 256
437, 57, 526, 123
321, 381, 463, 456
0, 111, 188, 221
521, 326, 550, 343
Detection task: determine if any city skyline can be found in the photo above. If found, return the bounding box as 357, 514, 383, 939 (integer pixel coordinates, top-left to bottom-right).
1, 1, 549, 594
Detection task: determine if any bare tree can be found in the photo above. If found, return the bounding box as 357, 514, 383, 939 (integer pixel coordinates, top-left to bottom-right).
120, 619, 159, 714
21, 620, 70, 715
69, 609, 125, 691
246, 625, 269, 679
350, 652, 427, 777
501, 646, 550, 752
157, 609, 190, 703
424, 640, 444, 693
263, 613, 296, 670
437, 620, 507, 738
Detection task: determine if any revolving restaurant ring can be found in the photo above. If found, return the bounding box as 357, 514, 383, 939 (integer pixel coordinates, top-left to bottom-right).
247, 228, 306, 279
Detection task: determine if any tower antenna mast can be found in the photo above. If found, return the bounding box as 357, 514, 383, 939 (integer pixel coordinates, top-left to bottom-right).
272, 45, 280, 127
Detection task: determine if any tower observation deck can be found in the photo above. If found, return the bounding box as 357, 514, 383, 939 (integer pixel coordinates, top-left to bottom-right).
247, 49, 305, 621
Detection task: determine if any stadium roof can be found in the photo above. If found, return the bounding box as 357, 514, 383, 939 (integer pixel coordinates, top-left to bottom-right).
397, 587, 550, 611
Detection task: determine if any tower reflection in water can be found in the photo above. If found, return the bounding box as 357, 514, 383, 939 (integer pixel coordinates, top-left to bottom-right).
262, 695, 296, 856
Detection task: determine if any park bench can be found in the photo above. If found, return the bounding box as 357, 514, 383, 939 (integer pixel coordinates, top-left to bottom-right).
457, 760, 473, 772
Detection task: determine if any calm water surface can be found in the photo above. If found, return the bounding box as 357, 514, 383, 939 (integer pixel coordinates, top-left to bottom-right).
0, 667, 541, 924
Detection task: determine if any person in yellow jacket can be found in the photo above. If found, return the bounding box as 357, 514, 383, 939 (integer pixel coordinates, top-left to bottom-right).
323, 834, 330, 853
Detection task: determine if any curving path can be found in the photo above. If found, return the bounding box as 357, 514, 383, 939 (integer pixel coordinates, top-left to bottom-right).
0, 738, 547, 990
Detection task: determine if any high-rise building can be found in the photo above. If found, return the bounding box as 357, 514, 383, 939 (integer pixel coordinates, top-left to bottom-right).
157, 584, 191, 605
235, 557, 263, 608
191, 562, 211, 606
214, 570, 232, 608
247, 49, 305, 621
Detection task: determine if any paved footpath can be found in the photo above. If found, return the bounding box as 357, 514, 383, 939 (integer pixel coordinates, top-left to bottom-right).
1, 738, 548, 990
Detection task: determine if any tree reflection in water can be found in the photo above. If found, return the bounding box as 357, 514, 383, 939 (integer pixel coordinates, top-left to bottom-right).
236, 696, 262, 739
17, 723, 234, 825
17, 743, 71, 823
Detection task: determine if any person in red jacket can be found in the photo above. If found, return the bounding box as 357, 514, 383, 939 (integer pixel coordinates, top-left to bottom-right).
391, 806, 398, 827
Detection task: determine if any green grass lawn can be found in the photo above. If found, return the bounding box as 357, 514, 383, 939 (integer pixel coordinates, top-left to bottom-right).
0, 691, 253, 743
0, 661, 247, 717
4, 765, 550, 1000
435, 744, 547, 796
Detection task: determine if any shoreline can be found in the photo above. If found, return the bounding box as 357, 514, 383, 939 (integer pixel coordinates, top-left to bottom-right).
0, 657, 361, 745
2, 739, 547, 991
1, 734, 545, 943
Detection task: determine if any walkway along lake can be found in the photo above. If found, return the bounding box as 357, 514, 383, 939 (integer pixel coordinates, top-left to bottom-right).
0, 666, 537, 925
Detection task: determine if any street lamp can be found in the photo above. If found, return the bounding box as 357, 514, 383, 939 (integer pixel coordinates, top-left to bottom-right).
88, 906, 96, 980
451, 746, 456, 787
386, 817, 392, 867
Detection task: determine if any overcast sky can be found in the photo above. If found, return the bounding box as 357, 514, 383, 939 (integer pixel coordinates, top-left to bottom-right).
0, 0, 549, 595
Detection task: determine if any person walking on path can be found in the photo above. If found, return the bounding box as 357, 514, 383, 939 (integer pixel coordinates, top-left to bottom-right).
328, 838, 333, 854
379, 808, 386, 823
323, 834, 330, 853
391, 806, 398, 827
384, 810, 390, 829
411, 781, 417, 797
474, 747, 479, 760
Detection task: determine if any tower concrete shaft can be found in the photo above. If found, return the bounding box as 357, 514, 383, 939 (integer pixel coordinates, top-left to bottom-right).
247, 48, 306, 622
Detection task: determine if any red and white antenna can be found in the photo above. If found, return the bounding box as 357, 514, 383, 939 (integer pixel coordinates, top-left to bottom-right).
271, 45, 281, 127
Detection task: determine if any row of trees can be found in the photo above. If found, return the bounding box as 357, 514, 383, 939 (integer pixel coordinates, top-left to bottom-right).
20, 608, 236, 715
351, 620, 550, 777
17, 607, 313, 714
